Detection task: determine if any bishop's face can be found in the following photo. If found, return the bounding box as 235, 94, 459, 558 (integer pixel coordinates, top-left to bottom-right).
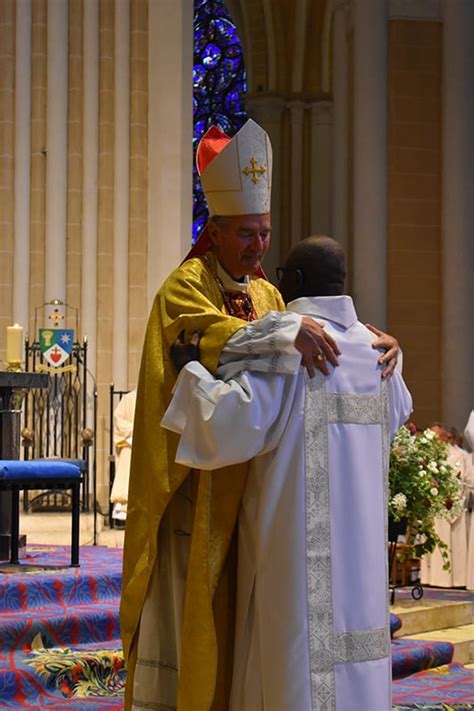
208, 213, 271, 280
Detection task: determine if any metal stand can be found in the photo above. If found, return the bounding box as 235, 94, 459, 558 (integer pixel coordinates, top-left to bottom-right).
389, 517, 424, 604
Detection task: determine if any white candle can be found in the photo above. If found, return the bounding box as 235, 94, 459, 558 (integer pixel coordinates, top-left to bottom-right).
6, 324, 24, 363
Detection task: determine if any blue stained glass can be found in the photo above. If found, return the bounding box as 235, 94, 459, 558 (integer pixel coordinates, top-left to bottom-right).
192, 0, 248, 243
194, 118, 209, 141
193, 65, 208, 94
209, 18, 239, 45
202, 43, 223, 68
223, 89, 243, 114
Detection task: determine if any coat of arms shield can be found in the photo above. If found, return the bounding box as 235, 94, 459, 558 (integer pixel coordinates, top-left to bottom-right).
39, 329, 75, 368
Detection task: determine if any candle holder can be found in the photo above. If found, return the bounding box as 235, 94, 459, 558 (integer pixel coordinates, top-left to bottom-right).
6, 361, 24, 373
7, 360, 25, 373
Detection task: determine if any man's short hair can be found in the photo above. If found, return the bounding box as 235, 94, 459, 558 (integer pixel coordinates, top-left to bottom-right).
285, 236, 346, 298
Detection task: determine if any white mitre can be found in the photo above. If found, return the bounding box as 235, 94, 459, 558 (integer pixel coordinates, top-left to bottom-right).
198, 119, 272, 216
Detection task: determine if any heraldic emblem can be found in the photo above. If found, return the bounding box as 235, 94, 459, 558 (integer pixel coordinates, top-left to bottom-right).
39, 329, 74, 368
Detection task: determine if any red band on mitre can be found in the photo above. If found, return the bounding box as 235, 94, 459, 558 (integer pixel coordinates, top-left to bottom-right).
196, 125, 231, 175
183, 125, 267, 280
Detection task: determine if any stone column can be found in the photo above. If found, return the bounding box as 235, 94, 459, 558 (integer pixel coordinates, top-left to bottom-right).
309, 101, 333, 236
112, 0, 130, 390
331, 0, 349, 254
247, 95, 285, 283
45, 0, 68, 304
13, 0, 32, 332
289, 100, 305, 248
352, 0, 388, 327
82, 0, 99, 378
147, 0, 194, 309
441, 0, 474, 428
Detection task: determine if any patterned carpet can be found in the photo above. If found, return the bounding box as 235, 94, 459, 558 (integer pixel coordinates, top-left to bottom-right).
391, 612, 403, 637
393, 663, 474, 709
0, 545, 125, 708
0, 545, 472, 708
391, 638, 454, 679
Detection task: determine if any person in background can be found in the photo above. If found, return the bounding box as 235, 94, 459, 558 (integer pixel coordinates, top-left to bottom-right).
110, 389, 137, 526
421, 422, 473, 588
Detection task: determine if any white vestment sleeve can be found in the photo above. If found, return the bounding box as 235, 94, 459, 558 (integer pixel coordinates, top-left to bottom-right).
388, 371, 413, 440
161, 361, 299, 470
217, 310, 302, 378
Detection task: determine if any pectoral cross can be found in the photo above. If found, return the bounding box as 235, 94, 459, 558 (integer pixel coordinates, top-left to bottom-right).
242, 156, 266, 184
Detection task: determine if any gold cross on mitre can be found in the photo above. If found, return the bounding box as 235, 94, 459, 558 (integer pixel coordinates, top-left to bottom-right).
242, 156, 267, 184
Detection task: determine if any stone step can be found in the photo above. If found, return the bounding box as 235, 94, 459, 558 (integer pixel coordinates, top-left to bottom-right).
402, 624, 474, 664
16, 512, 124, 548
391, 598, 473, 636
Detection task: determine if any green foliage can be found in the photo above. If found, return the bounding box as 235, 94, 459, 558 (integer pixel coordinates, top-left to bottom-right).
389, 426, 463, 567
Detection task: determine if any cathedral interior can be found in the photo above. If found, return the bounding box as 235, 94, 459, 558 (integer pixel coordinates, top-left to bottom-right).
0, 3, 473, 707
0, 0, 472, 504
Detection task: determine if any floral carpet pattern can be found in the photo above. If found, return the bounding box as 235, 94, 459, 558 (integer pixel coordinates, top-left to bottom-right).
393, 663, 474, 709
391, 638, 454, 679
0, 546, 472, 708
24, 646, 125, 699
0, 545, 125, 707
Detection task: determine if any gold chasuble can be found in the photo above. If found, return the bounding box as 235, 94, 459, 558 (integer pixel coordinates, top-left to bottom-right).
120, 254, 284, 710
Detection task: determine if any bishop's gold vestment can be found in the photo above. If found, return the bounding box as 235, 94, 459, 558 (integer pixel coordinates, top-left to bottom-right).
120, 255, 284, 710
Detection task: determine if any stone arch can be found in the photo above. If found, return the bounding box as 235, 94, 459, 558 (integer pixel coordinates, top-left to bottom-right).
226, 0, 333, 98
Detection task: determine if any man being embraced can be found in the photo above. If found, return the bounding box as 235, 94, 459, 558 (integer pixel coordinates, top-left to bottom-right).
163, 236, 412, 711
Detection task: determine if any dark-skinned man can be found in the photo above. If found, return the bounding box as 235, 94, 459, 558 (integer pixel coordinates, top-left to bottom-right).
163, 236, 412, 711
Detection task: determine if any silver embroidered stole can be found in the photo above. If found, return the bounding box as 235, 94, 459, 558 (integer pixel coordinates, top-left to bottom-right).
304, 372, 390, 711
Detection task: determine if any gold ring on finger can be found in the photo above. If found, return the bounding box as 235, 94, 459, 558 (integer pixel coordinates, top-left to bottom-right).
314, 353, 325, 362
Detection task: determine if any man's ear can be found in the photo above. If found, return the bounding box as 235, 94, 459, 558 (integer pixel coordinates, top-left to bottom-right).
207, 221, 218, 247
208, 220, 225, 250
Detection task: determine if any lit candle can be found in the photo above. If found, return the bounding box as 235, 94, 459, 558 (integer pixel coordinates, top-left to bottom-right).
6, 324, 24, 364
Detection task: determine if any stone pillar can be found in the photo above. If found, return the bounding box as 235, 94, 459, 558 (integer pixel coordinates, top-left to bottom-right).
247, 95, 285, 283
112, 0, 130, 390
289, 100, 305, 248
309, 101, 333, 236
45, 0, 68, 304
352, 0, 388, 326
147, 0, 194, 309
13, 0, 32, 331
82, 0, 99, 378
441, 0, 474, 428
332, 0, 349, 254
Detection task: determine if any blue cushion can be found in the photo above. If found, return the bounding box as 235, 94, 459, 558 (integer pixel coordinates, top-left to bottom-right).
53, 458, 88, 472
0, 460, 81, 480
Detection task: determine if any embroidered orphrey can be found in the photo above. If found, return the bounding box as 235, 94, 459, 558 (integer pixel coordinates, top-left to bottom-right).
304, 376, 391, 710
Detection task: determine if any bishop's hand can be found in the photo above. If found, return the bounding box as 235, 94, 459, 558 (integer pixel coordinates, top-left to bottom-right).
295, 316, 341, 378
170, 330, 202, 373
365, 324, 400, 380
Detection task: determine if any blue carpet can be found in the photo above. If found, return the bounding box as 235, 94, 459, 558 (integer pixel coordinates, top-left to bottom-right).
0, 545, 124, 707
392, 638, 454, 679
393, 663, 474, 708
391, 612, 403, 637
0, 545, 468, 708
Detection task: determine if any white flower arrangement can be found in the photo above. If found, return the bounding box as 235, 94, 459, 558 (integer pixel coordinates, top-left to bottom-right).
389, 426, 464, 567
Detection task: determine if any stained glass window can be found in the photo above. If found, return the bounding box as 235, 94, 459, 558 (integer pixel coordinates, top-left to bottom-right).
193, 0, 248, 242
